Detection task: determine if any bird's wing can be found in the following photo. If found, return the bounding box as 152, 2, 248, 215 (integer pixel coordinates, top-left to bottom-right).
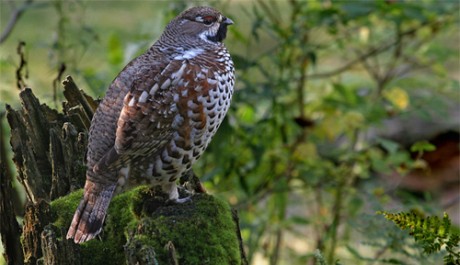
93, 59, 188, 173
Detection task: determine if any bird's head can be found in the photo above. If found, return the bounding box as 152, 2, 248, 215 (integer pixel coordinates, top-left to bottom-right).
164, 6, 233, 45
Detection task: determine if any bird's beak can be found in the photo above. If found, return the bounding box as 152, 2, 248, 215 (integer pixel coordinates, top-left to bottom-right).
223, 17, 234, 25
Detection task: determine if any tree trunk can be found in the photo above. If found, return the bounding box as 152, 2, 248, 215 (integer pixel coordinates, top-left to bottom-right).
0, 111, 24, 265
0, 77, 247, 265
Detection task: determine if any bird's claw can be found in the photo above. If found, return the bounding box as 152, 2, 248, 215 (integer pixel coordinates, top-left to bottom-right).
168, 196, 192, 204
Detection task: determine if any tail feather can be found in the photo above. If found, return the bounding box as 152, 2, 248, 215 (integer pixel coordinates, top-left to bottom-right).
66, 180, 116, 244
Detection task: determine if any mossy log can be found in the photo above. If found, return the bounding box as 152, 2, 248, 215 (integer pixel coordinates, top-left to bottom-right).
1, 77, 247, 265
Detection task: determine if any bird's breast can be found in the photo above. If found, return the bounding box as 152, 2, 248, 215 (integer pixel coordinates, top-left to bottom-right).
124, 56, 234, 188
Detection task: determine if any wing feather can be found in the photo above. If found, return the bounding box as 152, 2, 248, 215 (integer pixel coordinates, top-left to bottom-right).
93, 59, 187, 172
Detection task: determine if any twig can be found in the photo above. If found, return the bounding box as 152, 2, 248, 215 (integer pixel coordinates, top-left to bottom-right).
308, 37, 402, 80
232, 209, 249, 265
53, 63, 66, 108
256, 0, 280, 26
306, 18, 450, 80
296, 40, 309, 119
16, 41, 28, 89
235, 126, 309, 210
0, 0, 33, 44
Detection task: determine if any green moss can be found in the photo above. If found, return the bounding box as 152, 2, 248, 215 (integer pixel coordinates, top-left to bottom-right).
50, 187, 144, 265
50, 187, 241, 265
51, 190, 126, 264
50, 189, 84, 230
133, 194, 241, 265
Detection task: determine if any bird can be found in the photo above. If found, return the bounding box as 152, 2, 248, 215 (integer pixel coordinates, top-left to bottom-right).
66, 6, 234, 244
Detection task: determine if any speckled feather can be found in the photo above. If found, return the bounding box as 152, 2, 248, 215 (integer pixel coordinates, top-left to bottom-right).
67, 6, 234, 244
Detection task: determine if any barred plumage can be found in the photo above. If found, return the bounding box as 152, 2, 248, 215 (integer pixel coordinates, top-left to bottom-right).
67, 6, 234, 244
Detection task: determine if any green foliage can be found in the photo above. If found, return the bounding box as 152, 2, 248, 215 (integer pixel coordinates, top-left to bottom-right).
314, 249, 341, 265
378, 211, 460, 264
314, 249, 328, 265
410, 140, 436, 154
207, 0, 459, 264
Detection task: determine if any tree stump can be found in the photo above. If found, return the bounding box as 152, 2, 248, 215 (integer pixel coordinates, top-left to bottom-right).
0, 77, 247, 265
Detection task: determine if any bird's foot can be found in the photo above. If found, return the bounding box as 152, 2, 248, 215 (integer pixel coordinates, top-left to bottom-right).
177, 185, 194, 196
179, 170, 207, 194
162, 182, 192, 205
168, 196, 192, 204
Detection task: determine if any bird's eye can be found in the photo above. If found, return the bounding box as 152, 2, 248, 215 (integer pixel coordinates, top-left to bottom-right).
202, 16, 215, 25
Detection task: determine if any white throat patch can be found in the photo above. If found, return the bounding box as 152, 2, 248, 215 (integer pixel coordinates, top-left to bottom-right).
174, 48, 204, 60
198, 31, 218, 44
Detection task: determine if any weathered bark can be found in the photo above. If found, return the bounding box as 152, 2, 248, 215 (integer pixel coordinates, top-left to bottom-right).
124, 236, 158, 265
6, 76, 94, 204
41, 224, 81, 265
22, 200, 52, 265
0, 112, 24, 265
1, 77, 248, 265
2, 77, 94, 264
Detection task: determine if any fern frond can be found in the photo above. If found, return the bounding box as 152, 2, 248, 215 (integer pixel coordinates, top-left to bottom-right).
314, 249, 328, 265
377, 211, 459, 265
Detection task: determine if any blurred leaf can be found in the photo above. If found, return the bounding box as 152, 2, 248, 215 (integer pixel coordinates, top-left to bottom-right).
430, 63, 448, 77
383, 87, 410, 110
307, 50, 317, 67
314, 115, 343, 140
107, 33, 123, 66
359, 27, 370, 43
377, 138, 400, 155
236, 103, 256, 124
388, 152, 411, 168
343, 111, 365, 129
412, 159, 428, 170
410, 141, 436, 153
339, 1, 376, 20
293, 142, 317, 162
327, 83, 360, 109
232, 54, 256, 71
287, 215, 310, 225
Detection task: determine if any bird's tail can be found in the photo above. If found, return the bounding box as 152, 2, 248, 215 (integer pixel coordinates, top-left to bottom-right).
66, 180, 116, 244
